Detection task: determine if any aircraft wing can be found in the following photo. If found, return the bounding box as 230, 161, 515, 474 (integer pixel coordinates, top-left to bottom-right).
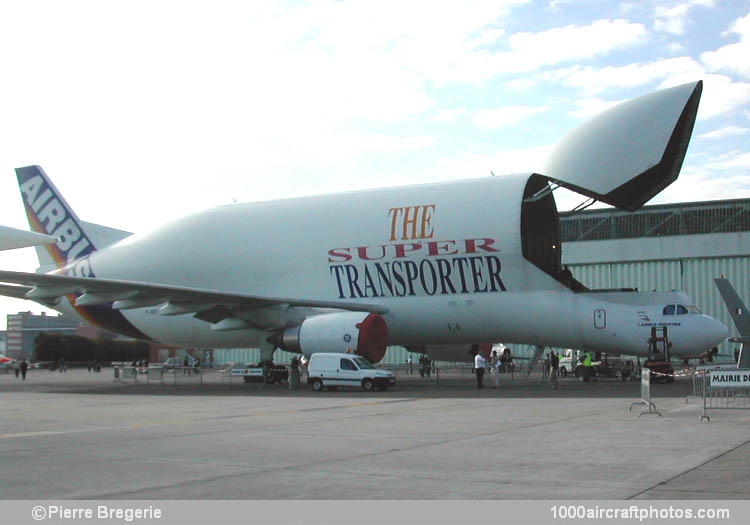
0, 270, 388, 326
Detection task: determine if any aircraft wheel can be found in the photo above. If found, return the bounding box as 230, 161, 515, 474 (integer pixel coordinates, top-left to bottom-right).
312, 379, 324, 392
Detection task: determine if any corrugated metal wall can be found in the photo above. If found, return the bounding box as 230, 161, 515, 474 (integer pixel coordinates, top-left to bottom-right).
568, 256, 750, 360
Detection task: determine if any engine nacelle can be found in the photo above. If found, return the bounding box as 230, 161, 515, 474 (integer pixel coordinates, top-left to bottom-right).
407, 343, 493, 362
276, 312, 388, 363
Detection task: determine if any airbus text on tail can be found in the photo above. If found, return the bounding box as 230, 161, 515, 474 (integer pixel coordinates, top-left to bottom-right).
16, 165, 97, 269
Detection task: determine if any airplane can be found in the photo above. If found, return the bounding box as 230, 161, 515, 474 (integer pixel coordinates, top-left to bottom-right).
0, 80, 728, 367
714, 277, 750, 368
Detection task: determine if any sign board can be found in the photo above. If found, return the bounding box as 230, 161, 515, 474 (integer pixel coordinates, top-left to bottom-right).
710, 369, 750, 388
230, 368, 264, 377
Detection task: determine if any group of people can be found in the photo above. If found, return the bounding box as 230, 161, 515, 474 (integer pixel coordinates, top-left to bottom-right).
473, 347, 565, 390
473, 348, 513, 389
405, 355, 432, 377
13, 359, 29, 380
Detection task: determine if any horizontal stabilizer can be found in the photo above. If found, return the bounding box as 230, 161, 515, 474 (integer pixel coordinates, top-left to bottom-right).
542, 81, 702, 211
0, 225, 57, 251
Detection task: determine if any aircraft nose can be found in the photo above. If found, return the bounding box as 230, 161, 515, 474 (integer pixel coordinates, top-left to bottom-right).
704, 315, 729, 346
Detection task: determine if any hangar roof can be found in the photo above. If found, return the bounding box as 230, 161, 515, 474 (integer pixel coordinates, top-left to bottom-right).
560, 198, 750, 242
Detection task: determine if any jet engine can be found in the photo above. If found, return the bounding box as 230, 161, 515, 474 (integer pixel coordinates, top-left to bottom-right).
274, 312, 388, 363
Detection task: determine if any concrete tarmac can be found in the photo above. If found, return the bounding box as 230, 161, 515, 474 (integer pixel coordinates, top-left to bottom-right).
1, 367, 749, 500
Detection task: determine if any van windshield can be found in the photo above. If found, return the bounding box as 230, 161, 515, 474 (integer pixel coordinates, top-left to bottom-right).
353, 357, 374, 369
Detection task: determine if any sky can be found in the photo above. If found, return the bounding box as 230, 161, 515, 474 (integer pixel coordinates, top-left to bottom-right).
0, 0, 749, 327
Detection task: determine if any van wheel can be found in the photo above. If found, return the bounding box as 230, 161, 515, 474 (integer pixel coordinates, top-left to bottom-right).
312, 379, 324, 392
362, 378, 374, 392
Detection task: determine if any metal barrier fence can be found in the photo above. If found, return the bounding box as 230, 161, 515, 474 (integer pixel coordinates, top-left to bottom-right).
691, 367, 750, 422
629, 369, 661, 417
113, 366, 139, 383
113, 366, 210, 385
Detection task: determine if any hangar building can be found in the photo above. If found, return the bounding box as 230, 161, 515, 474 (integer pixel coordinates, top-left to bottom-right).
560, 197, 750, 361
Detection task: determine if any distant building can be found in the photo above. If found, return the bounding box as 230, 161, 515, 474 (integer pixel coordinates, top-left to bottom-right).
5, 312, 82, 360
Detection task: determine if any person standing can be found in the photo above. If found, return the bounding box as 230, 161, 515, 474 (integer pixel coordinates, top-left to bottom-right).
550, 351, 559, 389
20, 359, 28, 380
491, 350, 501, 389
474, 352, 486, 389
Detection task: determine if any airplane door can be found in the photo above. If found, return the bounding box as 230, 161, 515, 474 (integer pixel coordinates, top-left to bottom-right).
594, 309, 606, 329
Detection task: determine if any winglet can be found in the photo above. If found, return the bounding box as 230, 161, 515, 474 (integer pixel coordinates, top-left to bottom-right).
15, 165, 97, 268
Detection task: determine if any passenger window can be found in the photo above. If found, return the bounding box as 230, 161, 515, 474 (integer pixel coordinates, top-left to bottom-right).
340, 359, 357, 371
663, 305, 675, 315
676, 305, 689, 315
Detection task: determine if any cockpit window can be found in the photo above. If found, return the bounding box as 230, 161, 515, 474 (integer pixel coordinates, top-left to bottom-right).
663, 304, 695, 315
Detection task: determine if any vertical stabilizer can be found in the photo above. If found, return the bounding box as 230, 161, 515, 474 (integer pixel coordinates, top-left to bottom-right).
15, 166, 97, 269
714, 278, 750, 368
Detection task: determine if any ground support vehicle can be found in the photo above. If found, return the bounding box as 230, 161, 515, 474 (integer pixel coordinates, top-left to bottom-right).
307, 353, 396, 392
231, 361, 290, 384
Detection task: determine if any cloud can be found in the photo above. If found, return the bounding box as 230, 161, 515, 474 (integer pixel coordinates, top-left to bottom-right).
691, 75, 750, 119
659, 148, 750, 204
560, 57, 704, 94
699, 126, 750, 140
493, 19, 648, 73
473, 105, 549, 128
653, 0, 715, 35
704, 150, 750, 171
431, 108, 468, 123
701, 13, 750, 78
436, 144, 554, 178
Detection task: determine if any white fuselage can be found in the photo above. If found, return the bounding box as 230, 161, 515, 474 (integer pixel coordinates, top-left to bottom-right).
50, 174, 726, 359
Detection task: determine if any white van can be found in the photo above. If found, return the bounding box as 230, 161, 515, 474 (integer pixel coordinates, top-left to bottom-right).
307, 353, 396, 392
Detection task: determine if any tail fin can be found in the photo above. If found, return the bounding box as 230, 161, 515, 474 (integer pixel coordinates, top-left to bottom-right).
714, 278, 750, 337
16, 165, 99, 269
714, 278, 750, 368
